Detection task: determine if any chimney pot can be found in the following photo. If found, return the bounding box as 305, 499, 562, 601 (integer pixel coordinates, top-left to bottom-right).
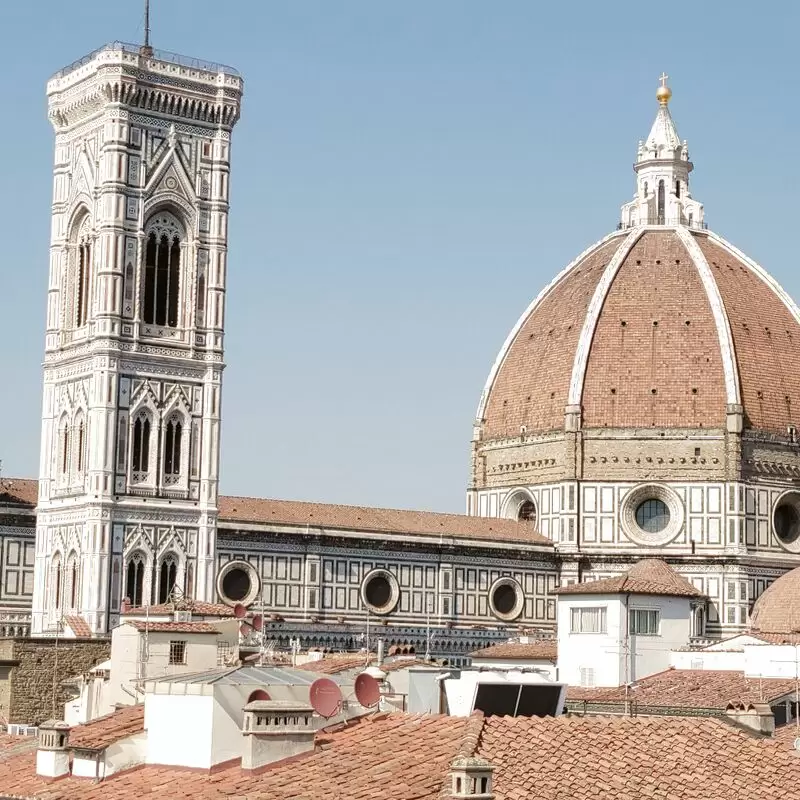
241, 700, 315, 771
449, 755, 494, 799
36, 720, 70, 778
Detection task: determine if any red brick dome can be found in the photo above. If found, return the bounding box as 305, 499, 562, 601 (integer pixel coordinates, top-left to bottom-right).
750, 567, 800, 633
477, 227, 800, 440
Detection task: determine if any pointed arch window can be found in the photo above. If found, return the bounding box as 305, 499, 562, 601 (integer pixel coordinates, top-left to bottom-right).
59, 416, 71, 477
125, 552, 146, 607
74, 412, 85, 474
163, 414, 183, 483
74, 216, 93, 328
143, 213, 183, 328
158, 555, 178, 604
67, 552, 79, 610
52, 553, 63, 611
657, 179, 665, 224
131, 412, 152, 479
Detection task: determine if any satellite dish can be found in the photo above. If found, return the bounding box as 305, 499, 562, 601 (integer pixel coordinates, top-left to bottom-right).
794, 737, 800, 752
309, 677, 343, 719
239, 621, 252, 635
251, 614, 263, 632
247, 689, 271, 703
233, 603, 247, 619
354, 672, 381, 708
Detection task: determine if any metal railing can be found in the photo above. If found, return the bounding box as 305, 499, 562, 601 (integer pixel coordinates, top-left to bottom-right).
617, 217, 708, 231
51, 41, 240, 79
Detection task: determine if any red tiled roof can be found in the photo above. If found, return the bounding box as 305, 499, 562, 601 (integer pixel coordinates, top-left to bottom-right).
565, 669, 798, 710
69, 705, 144, 751
297, 655, 372, 675
1, 478, 551, 547
477, 714, 800, 800
554, 558, 702, 598
124, 620, 221, 634
0, 478, 37, 507
470, 641, 557, 661
1, 712, 800, 799
218, 495, 552, 546
122, 601, 235, 618
64, 616, 92, 638
0, 734, 37, 763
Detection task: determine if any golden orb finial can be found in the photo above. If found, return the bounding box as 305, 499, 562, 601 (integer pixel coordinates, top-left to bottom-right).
656, 72, 672, 105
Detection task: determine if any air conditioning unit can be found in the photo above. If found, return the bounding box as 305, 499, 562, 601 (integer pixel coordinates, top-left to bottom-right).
173, 611, 192, 622
6, 724, 35, 736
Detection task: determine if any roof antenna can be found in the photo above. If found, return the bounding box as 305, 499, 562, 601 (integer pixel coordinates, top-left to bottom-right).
141, 0, 154, 57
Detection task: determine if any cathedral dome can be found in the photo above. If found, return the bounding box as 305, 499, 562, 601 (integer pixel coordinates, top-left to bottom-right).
477, 81, 800, 442
750, 566, 800, 633
478, 226, 800, 439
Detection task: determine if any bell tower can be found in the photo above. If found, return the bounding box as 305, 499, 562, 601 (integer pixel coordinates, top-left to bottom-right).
31, 40, 243, 634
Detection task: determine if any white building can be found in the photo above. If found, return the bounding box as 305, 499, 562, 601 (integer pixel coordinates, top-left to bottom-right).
555, 559, 702, 687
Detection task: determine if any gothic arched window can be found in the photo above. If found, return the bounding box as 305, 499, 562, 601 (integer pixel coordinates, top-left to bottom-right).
74, 215, 93, 328
74, 411, 85, 474
657, 179, 665, 224
59, 415, 71, 476
158, 555, 178, 604
131, 412, 152, 479
51, 553, 63, 611
67, 552, 79, 610
163, 414, 183, 482
125, 552, 145, 607
143, 213, 183, 328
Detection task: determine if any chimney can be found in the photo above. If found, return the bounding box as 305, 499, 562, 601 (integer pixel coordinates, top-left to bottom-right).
36, 720, 70, 778
725, 702, 775, 736
241, 700, 315, 771
449, 755, 494, 799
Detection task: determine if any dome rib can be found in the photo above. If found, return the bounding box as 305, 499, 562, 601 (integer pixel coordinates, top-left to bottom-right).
675, 227, 741, 407
567, 228, 643, 406
475, 230, 627, 426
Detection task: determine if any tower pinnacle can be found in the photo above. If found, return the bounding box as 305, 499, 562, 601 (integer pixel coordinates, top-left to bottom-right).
619, 76, 704, 230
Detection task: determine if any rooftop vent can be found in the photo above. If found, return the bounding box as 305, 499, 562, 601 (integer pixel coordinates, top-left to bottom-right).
241, 700, 315, 771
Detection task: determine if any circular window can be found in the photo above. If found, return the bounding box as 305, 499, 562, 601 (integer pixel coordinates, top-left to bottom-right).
773, 491, 800, 552
216, 560, 261, 607
635, 499, 670, 533
620, 484, 684, 546
488, 577, 525, 621
360, 569, 400, 615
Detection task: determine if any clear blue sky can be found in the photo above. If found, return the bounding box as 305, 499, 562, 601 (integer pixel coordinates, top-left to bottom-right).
1, 1, 798, 512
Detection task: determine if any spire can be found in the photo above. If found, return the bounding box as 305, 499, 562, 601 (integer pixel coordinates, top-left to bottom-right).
619, 75, 704, 230
140, 0, 154, 57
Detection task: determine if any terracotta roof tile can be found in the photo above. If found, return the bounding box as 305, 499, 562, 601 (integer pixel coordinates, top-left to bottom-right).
296, 655, 371, 675
1, 712, 800, 798
125, 620, 221, 634
63, 616, 93, 638
68, 705, 144, 751
565, 668, 798, 710
0, 478, 37, 507
122, 601, 235, 617
477, 714, 800, 800
218, 495, 552, 546
554, 558, 702, 598
469, 641, 557, 661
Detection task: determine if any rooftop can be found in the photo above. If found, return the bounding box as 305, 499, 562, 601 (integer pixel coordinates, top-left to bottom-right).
566, 668, 799, 711
1, 711, 800, 798
122, 601, 235, 618
1, 478, 551, 547
554, 559, 702, 598
68, 705, 144, 751
51, 40, 240, 79
219, 494, 551, 546
124, 620, 221, 635
469, 641, 558, 661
